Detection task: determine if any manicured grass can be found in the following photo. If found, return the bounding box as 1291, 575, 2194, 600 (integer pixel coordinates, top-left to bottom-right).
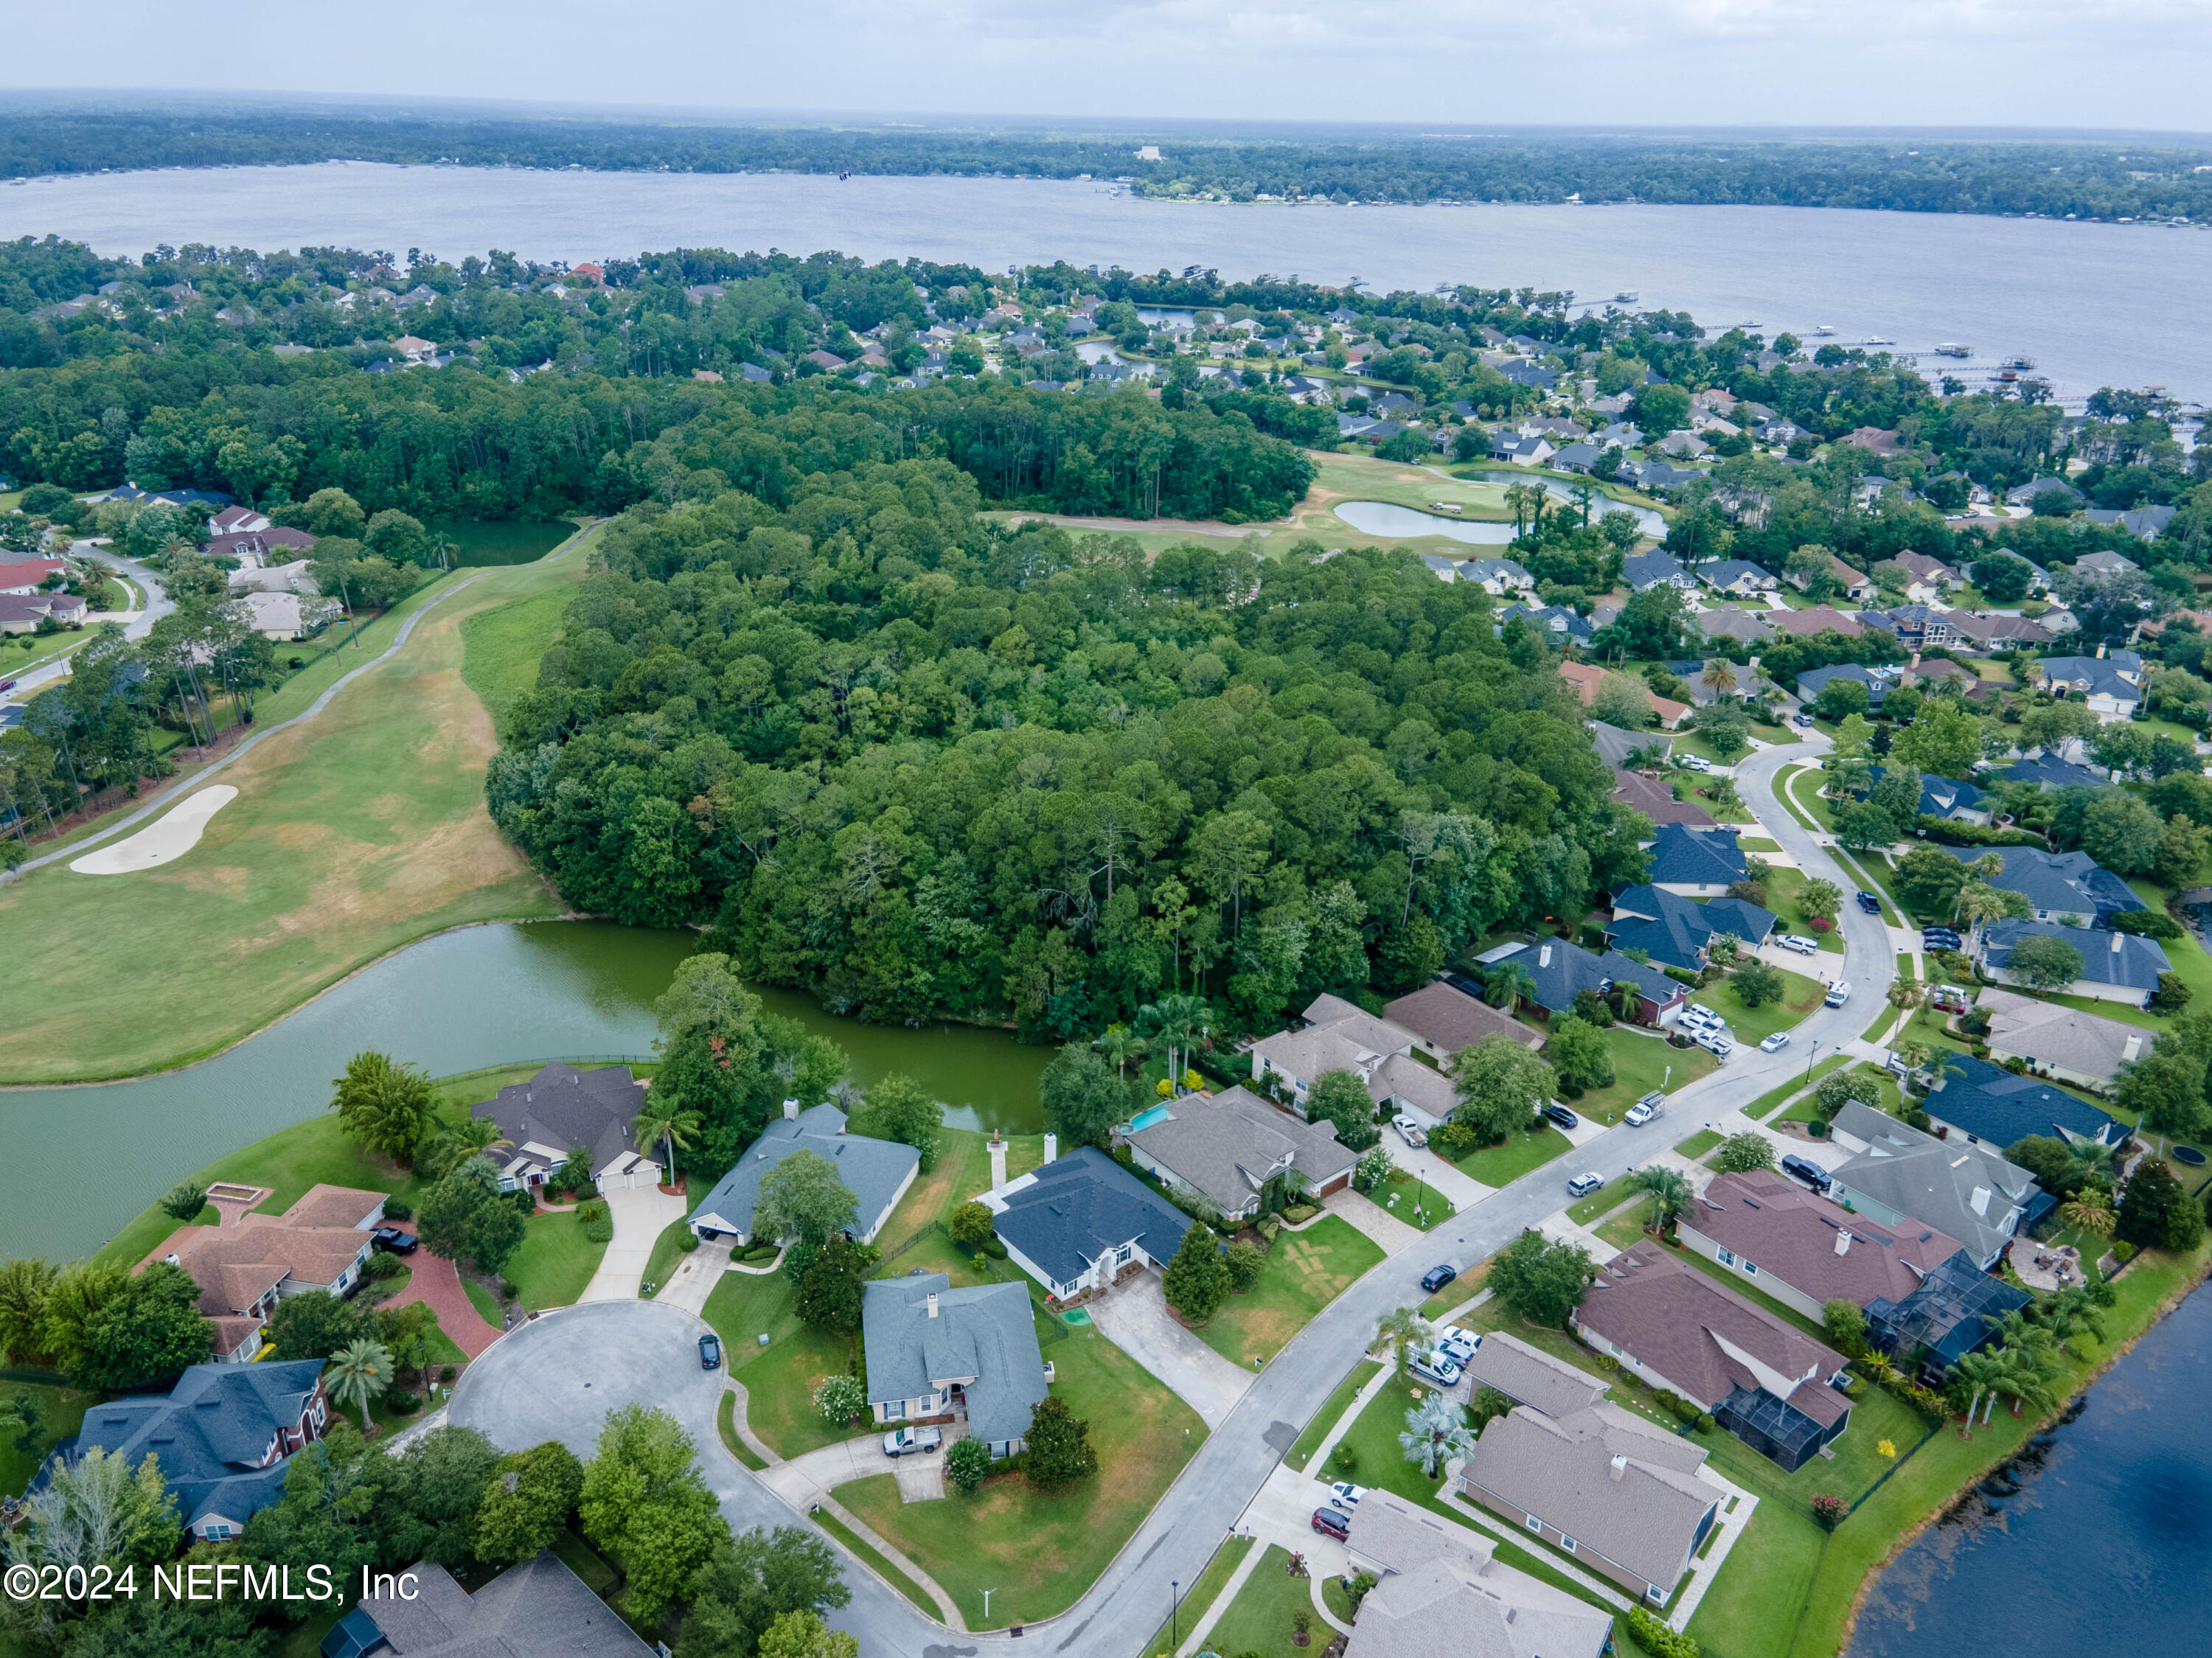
0, 1380, 93, 1498
1772, 766, 1822, 831
1568, 1177, 1642, 1227
1201, 1545, 1315, 1658
1743, 1053, 1853, 1119
1763, 866, 1846, 954
1737, 836, 1782, 854
700, 1269, 858, 1460
0, 536, 594, 1084
810, 1499, 939, 1618
504, 1208, 608, 1310
1704, 964, 1826, 1046
1453, 1122, 1576, 1186
716, 1390, 768, 1471
1674, 1128, 1722, 1159
1377, 1165, 1457, 1230
640, 1213, 698, 1300
838, 1317, 1208, 1629
1833, 848, 1907, 927
1286, 1358, 1383, 1472
1148, 1533, 1253, 1654
1198, 1216, 1384, 1368
463, 1279, 501, 1327
457, 579, 578, 735
1562, 1027, 1717, 1126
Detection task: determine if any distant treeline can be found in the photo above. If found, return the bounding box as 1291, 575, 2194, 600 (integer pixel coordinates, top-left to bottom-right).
4, 105, 2212, 221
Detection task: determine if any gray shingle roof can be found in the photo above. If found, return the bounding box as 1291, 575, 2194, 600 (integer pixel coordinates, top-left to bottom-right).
349, 1551, 654, 1657
1345, 1495, 1613, 1658
1980, 918, 2167, 994
1865, 764, 1986, 820
1795, 662, 1888, 704
1382, 980, 1544, 1055
60, 1361, 324, 1530
1624, 551, 1689, 590
861, 1273, 1047, 1443
1975, 988, 2146, 1090
1642, 824, 1747, 887
476, 1062, 649, 1182
2001, 756, 2110, 792
1956, 846, 2145, 921
1123, 1085, 1355, 1215
689, 1104, 920, 1242
1486, 937, 1685, 1016
1829, 1102, 2037, 1266
990, 1148, 1192, 1286
1459, 1330, 1610, 1418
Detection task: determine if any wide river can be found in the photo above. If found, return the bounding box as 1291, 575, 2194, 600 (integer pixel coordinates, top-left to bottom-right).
0, 920, 1051, 1262
4, 164, 2207, 404
1848, 1281, 2212, 1658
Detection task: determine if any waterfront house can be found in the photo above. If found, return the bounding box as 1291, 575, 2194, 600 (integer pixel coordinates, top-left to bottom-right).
1678, 1169, 1965, 1323
860, 1274, 1047, 1460
1976, 919, 2168, 1008
1460, 558, 1537, 596
1863, 1250, 2034, 1378
689, 1101, 920, 1246
1974, 988, 2147, 1093
1573, 1240, 1853, 1471
1826, 1102, 2043, 1267
475, 1062, 661, 1195
1623, 551, 1693, 593
1119, 1084, 1356, 1221
144, 1185, 388, 1362
1342, 1493, 1613, 1658
987, 1146, 1192, 1301
1458, 1397, 1719, 1604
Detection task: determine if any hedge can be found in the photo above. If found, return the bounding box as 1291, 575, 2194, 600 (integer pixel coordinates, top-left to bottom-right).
1913, 816, 2047, 849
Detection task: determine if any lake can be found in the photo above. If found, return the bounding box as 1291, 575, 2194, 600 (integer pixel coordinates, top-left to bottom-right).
0, 921, 1051, 1262
4, 163, 2207, 403
1847, 1282, 2212, 1658
434, 520, 576, 566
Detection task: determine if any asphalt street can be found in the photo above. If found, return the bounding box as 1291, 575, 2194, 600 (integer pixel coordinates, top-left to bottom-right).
3, 543, 174, 704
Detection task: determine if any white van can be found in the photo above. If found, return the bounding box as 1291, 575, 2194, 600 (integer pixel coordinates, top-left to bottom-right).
1824, 980, 1853, 1008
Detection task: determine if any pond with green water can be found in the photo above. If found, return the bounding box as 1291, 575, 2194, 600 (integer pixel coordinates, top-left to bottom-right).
434, 521, 577, 565
0, 921, 1050, 1261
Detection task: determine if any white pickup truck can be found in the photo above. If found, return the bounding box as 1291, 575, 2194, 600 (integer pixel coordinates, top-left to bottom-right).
883, 1427, 944, 1457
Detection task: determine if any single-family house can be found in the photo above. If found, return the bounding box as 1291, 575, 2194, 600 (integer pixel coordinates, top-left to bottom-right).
1491, 433, 1557, 467
689, 1101, 920, 1244
1381, 979, 1545, 1065
1891, 551, 1965, 601
2072, 549, 2140, 580
1654, 431, 1711, 460
2090, 505, 2178, 539
1697, 607, 1771, 647
1248, 995, 1416, 1110
1697, 560, 1780, 596
1770, 604, 1868, 639
1477, 936, 1688, 1027
0, 592, 88, 633
1788, 553, 1877, 604
1795, 661, 1888, 709
1826, 1102, 2043, 1268
1459, 558, 1537, 596
1974, 987, 2149, 1093
1573, 1240, 1853, 1471
1591, 720, 1667, 769
1664, 658, 1768, 706
2000, 754, 2109, 792
1840, 426, 1905, 458
1458, 1329, 1610, 1419
208, 506, 273, 536
1549, 442, 1604, 475
238, 590, 336, 641
1594, 420, 1644, 449
860, 1274, 1048, 1460
1559, 659, 1688, 728
1976, 919, 2168, 1008
475, 1062, 666, 1196
1498, 602, 1595, 646
1863, 764, 1989, 825
1604, 883, 1775, 971
2033, 650, 2143, 720
1957, 846, 2145, 925
2006, 476, 2081, 510
1612, 767, 1717, 830
144, 1185, 388, 1362
1459, 1397, 1719, 1605
1921, 1047, 2125, 1146
1641, 823, 1750, 895
1677, 1169, 1966, 1325
1947, 610, 2053, 651
1342, 1492, 1613, 1658
0, 557, 68, 595
1860, 605, 1955, 649
987, 1146, 1192, 1301
320, 1551, 655, 1658
1623, 551, 1693, 592
1863, 1250, 2034, 1379
1120, 1085, 1357, 1220
227, 559, 319, 596
1621, 459, 1705, 493
1899, 656, 1989, 698
48, 1362, 330, 1542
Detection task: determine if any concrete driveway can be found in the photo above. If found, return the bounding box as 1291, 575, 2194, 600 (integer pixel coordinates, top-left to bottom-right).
1087, 1270, 1256, 1428
656, 1232, 733, 1314
580, 1184, 689, 1302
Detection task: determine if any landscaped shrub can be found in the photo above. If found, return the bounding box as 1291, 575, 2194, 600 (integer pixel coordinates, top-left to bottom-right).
1627, 1606, 1700, 1658
1257, 1215, 1284, 1243
1696, 1413, 1717, 1434
1331, 1443, 1358, 1475
1913, 817, 2045, 849
383, 1390, 422, 1416
382, 1201, 413, 1222
1225, 1238, 1266, 1292
1426, 1121, 1479, 1160
946, 1434, 993, 1494
1282, 1203, 1318, 1225
1810, 1493, 1848, 1530
439, 1365, 457, 1383
579, 1204, 613, 1245
813, 1373, 866, 1424
364, 1252, 408, 1282
678, 1231, 700, 1253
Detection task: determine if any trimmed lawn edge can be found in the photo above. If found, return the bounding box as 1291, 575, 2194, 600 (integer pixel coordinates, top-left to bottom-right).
1147, 1533, 1254, 1654
716, 1391, 768, 1471
812, 1504, 940, 1620
1287, 1359, 1383, 1472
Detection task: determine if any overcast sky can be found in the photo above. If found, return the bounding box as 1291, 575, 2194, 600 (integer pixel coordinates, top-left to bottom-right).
8, 0, 2211, 131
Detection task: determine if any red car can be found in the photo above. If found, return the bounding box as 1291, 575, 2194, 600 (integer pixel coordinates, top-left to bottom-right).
0, 679, 16, 694
1311, 1507, 1350, 1541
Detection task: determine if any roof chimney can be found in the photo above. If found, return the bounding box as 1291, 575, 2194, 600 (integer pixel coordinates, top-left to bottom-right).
2124, 1033, 2143, 1062
1609, 1453, 1628, 1481
1834, 1229, 1852, 1256
1539, 944, 1553, 969
2111, 931, 2124, 955
1043, 1133, 1059, 1164
927, 1292, 940, 1319
2096, 641, 2107, 659
783, 1098, 800, 1121
1971, 1185, 1992, 1217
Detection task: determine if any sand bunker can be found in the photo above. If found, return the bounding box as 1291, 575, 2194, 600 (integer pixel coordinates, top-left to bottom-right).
71, 786, 239, 875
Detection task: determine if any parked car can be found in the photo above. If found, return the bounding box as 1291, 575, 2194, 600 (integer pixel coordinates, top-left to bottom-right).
1793, 712, 1815, 728
1922, 927, 1961, 947
883, 1426, 944, 1457
371, 1227, 418, 1254
1857, 891, 1883, 915
1419, 1261, 1458, 1293
1625, 1092, 1666, 1126
1680, 755, 1714, 773
698, 1333, 723, 1371
1694, 1030, 1734, 1059
1329, 1481, 1367, 1511
1411, 1351, 1464, 1387
1681, 1003, 1721, 1030
1781, 1154, 1833, 1194
1566, 1171, 1604, 1198
1436, 1326, 1479, 1363
1393, 1114, 1428, 1149
1824, 980, 1853, 1008
0, 678, 15, 694
1778, 934, 1818, 955
1759, 1031, 1790, 1053
1312, 1507, 1352, 1541
1540, 1103, 1580, 1131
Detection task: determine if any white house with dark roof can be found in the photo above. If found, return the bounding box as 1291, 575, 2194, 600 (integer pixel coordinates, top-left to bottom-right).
1826, 1102, 2040, 1267
861, 1273, 1048, 1460
689, 1101, 920, 1245
474, 1062, 659, 1194
1975, 919, 2168, 1007
2032, 649, 2143, 721
985, 1146, 1192, 1300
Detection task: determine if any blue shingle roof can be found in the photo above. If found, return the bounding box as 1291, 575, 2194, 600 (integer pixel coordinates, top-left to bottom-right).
1980, 919, 2168, 995
1624, 551, 1689, 590
2002, 756, 2110, 791
1958, 848, 2145, 922
992, 1148, 1192, 1287
689, 1104, 920, 1243
1927, 1054, 2121, 1148
1607, 883, 1776, 971
1795, 663, 1888, 706
1486, 937, 1684, 1015
1865, 764, 1985, 820
1644, 823, 1747, 888
1500, 602, 1594, 643
1698, 560, 1776, 588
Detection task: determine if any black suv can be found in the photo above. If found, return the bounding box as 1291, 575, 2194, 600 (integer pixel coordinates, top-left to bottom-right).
1857, 891, 1883, 915
1540, 1104, 1580, 1131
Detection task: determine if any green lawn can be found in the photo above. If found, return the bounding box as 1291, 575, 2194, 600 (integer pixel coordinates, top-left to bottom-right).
1567, 1177, 1644, 1227
1744, 1052, 1853, 1119
1148, 1534, 1253, 1654
0, 534, 594, 1084
1763, 867, 1846, 954
700, 1269, 858, 1460
1771, 766, 1822, 832
504, 1208, 608, 1310
1705, 964, 1826, 1045
1200, 1545, 1315, 1658
810, 1502, 939, 1618
1673, 1129, 1722, 1159
717, 1390, 768, 1471
837, 1316, 1207, 1629
458, 578, 582, 736
1286, 1359, 1383, 1472
1197, 1216, 1383, 1368
1453, 1122, 1576, 1186
1376, 1165, 1457, 1230
1562, 1027, 1717, 1126
640, 1213, 700, 1300
1737, 836, 1782, 854
464, 1279, 501, 1327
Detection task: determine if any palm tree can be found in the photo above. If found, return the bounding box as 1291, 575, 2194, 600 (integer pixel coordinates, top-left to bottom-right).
435, 1115, 512, 1176
1632, 1166, 1693, 1233
1485, 964, 1537, 1014
2036, 1283, 2110, 1352
1138, 995, 1211, 1095
327, 1338, 396, 1432
1950, 1348, 2010, 1434
1096, 1025, 1148, 1082
2058, 1194, 2115, 1238
1374, 1306, 1434, 1380
1399, 1390, 1475, 1477
1701, 659, 1739, 699
633, 1097, 705, 1191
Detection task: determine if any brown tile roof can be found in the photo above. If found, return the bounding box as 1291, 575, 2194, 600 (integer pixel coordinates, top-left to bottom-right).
1382, 981, 1543, 1056
1611, 769, 1717, 829
255, 1185, 386, 1231
1769, 605, 1865, 638
1573, 1240, 1850, 1418
148, 1222, 375, 1318
1680, 1170, 1964, 1309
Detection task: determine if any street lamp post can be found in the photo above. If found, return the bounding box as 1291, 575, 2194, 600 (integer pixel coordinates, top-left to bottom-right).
1172, 1578, 1181, 1648
1803, 1039, 1822, 1087
983, 1589, 996, 1622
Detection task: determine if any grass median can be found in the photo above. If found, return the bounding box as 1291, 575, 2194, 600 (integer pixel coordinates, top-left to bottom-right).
1286, 1359, 1383, 1472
